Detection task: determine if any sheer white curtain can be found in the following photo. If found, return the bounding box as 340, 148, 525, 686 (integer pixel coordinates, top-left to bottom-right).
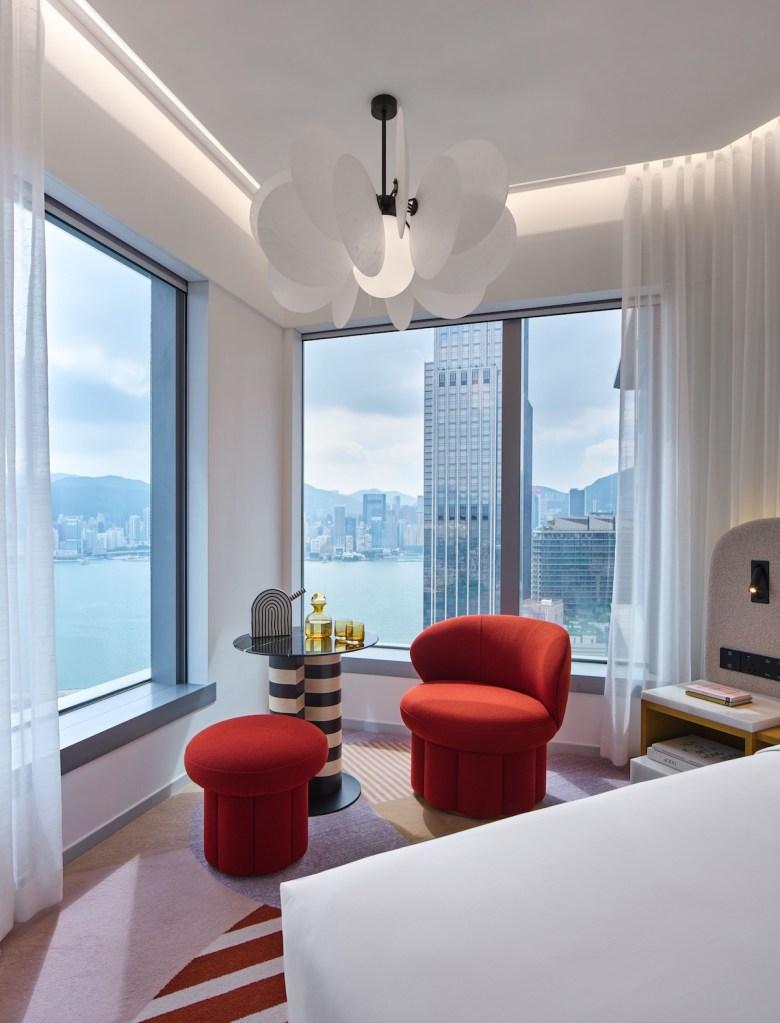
0, 0, 62, 938
602, 118, 780, 765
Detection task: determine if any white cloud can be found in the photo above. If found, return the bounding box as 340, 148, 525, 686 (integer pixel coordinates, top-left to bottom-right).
578, 438, 619, 486
534, 404, 618, 446
48, 342, 149, 399
304, 408, 422, 497
49, 416, 150, 482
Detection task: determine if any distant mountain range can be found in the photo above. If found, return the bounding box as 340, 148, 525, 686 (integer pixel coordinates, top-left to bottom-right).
51, 474, 150, 523
305, 472, 618, 522
584, 472, 618, 514
52, 472, 616, 527
304, 484, 418, 521
534, 473, 617, 515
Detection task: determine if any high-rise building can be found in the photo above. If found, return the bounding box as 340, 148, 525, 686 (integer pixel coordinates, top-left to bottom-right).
362, 492, 386, 527
423, 322, 505, 626
569, 488, 585, 516
128, 514, 142, 543
361, 492, 387, 550
63, 516, 82, 553
368, 517, 384, 549
530, 515, 616, 625
385, 509, 397, 549
333, 505, 346, 548
345, 515, 357, 546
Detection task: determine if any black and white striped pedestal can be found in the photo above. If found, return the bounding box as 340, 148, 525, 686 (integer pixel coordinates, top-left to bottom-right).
268, 652, 361, 815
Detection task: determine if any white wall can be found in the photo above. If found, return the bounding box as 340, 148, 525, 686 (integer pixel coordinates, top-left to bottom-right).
46, 6, 618, 852
340, 669, 603, 754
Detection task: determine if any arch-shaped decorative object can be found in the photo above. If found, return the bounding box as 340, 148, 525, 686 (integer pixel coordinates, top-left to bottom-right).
251, 587, 305, 639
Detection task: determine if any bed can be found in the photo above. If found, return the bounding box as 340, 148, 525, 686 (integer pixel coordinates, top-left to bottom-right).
281, 749, 780, 1023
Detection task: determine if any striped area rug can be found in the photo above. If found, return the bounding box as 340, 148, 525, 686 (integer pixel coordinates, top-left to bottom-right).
341, 737, 412, 803
134, 904, 287, 1023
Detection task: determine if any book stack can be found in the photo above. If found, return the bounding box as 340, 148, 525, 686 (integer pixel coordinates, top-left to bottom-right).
685, 680, 753, 707
648, 734, 742, 772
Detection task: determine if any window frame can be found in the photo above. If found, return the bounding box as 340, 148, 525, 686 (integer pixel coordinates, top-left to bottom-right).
299, 298, 620, 689
46, 198, 214, 772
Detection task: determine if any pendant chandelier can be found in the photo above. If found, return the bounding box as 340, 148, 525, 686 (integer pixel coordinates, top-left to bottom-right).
250, 95, 516, 330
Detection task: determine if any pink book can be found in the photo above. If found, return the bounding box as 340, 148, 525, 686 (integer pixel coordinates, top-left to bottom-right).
685, 680, 753, 705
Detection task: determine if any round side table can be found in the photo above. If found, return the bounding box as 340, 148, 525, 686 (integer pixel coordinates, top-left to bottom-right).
234, 627, 378, 815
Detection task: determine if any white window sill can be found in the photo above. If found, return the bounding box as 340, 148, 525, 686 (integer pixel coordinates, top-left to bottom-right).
343, 645, 605, 694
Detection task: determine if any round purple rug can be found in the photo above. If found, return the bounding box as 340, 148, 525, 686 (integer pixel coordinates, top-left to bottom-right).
188, 793, 408, 908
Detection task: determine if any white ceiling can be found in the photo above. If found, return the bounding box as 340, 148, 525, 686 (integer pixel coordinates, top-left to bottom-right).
85, 0, 780, 193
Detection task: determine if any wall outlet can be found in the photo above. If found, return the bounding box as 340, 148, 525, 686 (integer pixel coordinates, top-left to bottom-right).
720, 647, 741, 671
742, 652, 761, 675
720, 646, 780, 683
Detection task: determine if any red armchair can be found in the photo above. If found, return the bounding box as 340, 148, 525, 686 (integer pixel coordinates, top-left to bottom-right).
400, 615, 571, 818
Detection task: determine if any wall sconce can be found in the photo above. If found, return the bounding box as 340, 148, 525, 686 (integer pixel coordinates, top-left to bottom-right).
749, 560, 769, 603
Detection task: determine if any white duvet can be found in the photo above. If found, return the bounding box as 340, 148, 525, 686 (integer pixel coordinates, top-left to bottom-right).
281, 750, 780, 1023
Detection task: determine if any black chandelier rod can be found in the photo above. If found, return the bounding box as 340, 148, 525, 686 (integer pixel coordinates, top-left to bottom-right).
372, 94, 397, 215
370, 94, 417, 219
381, 107, 387, 197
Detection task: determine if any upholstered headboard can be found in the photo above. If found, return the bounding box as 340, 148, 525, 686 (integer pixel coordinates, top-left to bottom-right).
704, 518, 780, 697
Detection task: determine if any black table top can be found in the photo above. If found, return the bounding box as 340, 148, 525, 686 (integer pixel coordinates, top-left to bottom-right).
233, 626, 378, 659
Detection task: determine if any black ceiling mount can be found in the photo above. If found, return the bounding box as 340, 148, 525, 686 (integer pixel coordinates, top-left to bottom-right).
371, 94, 398, 121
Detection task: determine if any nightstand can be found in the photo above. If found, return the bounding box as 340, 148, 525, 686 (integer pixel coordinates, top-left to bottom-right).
630, 684, 780, 782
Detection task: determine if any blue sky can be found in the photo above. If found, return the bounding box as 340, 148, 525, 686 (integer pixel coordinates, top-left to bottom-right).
304, 308, 621, 497
45, 216, 621, 496
527, 309, 621, 493
46, 218, 152, 483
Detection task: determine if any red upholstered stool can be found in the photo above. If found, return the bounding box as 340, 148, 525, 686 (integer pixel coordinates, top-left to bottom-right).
184, 715, 328, 876
401, 615, 571, 819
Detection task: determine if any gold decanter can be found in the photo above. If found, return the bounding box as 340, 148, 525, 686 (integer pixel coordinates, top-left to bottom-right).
304, 592, 332, 639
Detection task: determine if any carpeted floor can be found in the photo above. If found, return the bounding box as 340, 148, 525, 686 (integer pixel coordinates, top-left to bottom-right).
342, 731, 630, 843
2, 732, 629, 1023
0, 785, 259, 1023
187, 791, 409, 908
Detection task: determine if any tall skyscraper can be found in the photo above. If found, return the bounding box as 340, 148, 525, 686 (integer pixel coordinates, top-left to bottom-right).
128, 514, 142, 543
63, 516, 82, 553
333, 505, 346, 548
362, 491, 387, 550
345, 515, 357, 547
569, 488, 585, 516
423, 322, 504, 626
362, 492, 386, 528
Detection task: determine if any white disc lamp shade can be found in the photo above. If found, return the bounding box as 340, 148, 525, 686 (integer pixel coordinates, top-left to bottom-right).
353, 217, 414, 299
251, 94, 516, 329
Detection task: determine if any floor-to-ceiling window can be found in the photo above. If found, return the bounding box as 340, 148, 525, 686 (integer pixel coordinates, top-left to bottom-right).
47, 204, 187, 709
302, 305, 620, 659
